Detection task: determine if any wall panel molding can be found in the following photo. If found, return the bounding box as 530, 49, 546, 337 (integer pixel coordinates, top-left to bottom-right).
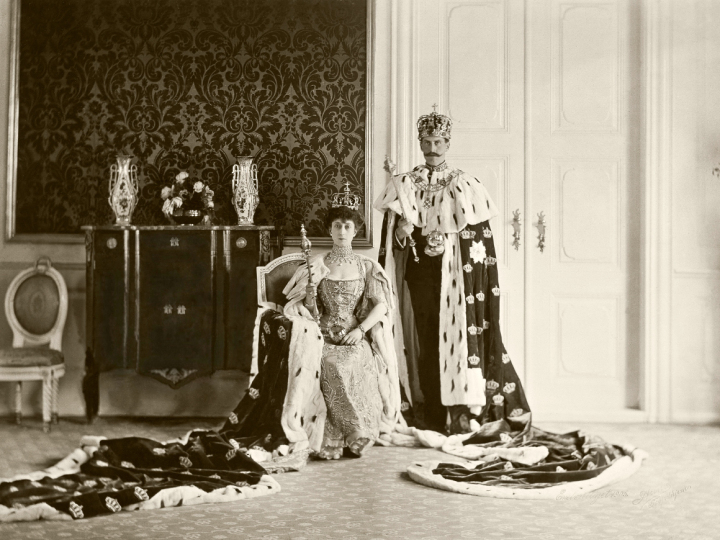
552, 0, 621, 133
440, 0, 509, 132
555, 294, 621, 379
551, 159, 621, 268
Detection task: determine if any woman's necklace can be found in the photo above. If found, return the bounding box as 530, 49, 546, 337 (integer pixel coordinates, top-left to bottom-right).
325, 245, 357, 265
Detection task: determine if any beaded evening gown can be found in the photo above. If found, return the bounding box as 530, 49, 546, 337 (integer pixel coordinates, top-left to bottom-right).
316, 255, 383, 458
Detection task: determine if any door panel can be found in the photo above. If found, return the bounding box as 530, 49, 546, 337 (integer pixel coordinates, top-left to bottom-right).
526, 0, 642, 418
670, 0, 720, 422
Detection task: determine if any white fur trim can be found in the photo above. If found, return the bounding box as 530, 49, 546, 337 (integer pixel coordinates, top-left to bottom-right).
376, 168, 499, 236
374, 178, 404, 216
466, 368, 486, 408
393, 423, 448, 449
127, 475, 280, 510
438, 233, 471, 405
440, 434, 548, 464
407, 448, 648, 499
382, 211, 412, 404
250, 307, 263, 383
0, 448, 89, 484
280, 316, 326, 449
370, 318, 402, 434
0, 503, 70, 522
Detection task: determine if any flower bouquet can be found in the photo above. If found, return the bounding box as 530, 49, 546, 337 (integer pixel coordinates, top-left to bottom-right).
161, 171, 215, 225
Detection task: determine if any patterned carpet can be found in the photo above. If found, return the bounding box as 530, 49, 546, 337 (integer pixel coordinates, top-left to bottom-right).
0, 417, 716, 540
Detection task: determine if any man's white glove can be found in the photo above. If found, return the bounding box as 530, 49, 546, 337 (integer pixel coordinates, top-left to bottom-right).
395, 217, 414, 243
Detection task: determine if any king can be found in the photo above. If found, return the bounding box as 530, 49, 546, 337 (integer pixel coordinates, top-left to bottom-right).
374, 107, 530, 434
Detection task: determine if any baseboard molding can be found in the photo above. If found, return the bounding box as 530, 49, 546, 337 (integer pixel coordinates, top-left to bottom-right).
669, 411, 720, 424
532, 408, 649, 423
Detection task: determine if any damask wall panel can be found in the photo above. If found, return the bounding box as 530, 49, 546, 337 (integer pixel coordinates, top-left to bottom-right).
15, 0, 366, 237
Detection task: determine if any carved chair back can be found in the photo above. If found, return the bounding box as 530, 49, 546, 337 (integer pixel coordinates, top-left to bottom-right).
256, 253, 306, 309
5, 256, 68, 350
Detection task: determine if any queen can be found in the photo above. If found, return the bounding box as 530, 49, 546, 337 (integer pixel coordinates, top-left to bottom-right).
216, 184, 402, 463
278, 186, 401, 459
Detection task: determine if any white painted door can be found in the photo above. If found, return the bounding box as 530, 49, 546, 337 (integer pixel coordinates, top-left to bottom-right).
669, 0, 720, 423
525, 0, 644, 421
414, 0, 528, 379
410, 0, 643, 420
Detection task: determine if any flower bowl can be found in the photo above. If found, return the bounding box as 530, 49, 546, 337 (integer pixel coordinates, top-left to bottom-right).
161, 171, 215, 225
173, 209, 204, 225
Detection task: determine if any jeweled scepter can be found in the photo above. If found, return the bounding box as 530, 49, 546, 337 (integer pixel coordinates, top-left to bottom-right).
300, 224, 320, 320
384, 156, 419, 262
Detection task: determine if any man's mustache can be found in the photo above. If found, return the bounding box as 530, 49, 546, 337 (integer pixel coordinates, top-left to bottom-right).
424, 152, 441, 156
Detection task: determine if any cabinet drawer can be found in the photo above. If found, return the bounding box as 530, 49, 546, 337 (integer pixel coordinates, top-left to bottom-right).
224, 230, 263, 371
137, 231, 214, 382
93, 230, 131, 370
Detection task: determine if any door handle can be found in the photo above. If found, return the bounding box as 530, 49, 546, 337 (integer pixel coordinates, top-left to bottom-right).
511, 209, 522, 251
536, 211, 546, 253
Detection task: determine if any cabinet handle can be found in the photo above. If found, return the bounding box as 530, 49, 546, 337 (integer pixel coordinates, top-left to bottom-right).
170, 237, 179, 247
235, 237, 247, 249
163, 304, 187, 314
511, 209, 521, 251
106, 238, 117, 249
536, 211, 546, 253
260, 231, 271, 264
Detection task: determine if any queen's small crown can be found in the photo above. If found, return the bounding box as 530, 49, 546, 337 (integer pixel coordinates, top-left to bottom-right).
417, 105, 452, 140
332, 181, 361, 211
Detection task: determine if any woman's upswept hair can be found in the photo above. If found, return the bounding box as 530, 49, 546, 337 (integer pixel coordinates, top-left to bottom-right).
324, 205, 365, 232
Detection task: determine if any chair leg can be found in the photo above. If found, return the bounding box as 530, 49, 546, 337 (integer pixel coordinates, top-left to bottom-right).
15, 382, 22, 425
42, 374, 51, 433
52, 375, 59, 425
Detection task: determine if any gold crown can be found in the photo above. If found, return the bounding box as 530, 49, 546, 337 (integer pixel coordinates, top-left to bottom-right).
417, 105, 452, 140
332, 181, 361, 211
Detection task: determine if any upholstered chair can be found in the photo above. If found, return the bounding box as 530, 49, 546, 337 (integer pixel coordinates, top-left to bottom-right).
256, 253, 306, 310
0, 257, 68, 432
251, 253, 306, 382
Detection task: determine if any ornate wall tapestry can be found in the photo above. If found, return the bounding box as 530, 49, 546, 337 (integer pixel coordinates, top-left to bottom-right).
13, 0, 367, 239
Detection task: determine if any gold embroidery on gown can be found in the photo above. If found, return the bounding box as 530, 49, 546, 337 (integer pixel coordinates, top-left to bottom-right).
317, 258, 383, 457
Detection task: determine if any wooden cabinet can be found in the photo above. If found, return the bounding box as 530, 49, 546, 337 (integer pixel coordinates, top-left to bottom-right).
83, 226, 280, 391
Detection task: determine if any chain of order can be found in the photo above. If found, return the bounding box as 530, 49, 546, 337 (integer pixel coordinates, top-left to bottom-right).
410, 168, 459, 193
